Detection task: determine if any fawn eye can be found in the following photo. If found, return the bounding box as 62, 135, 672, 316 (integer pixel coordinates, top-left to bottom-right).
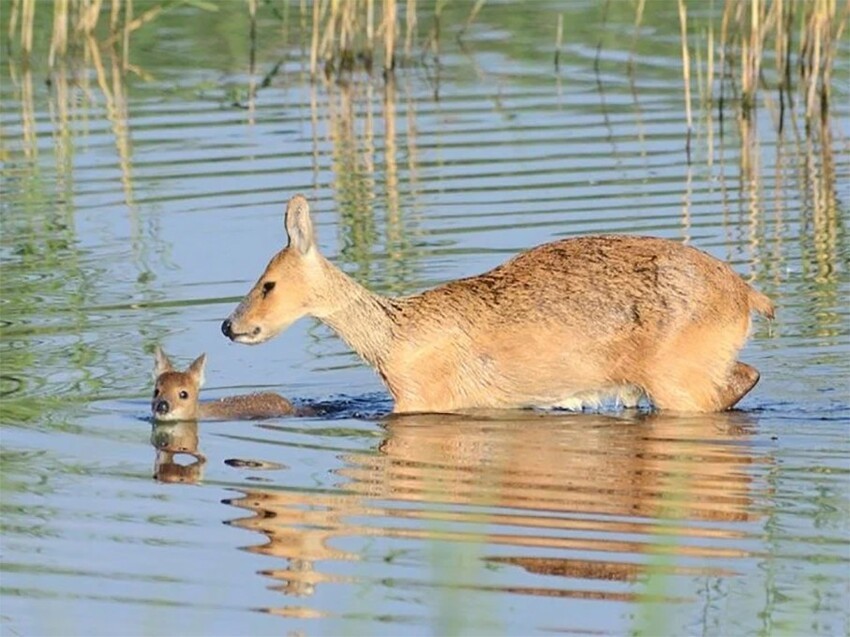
262, 281, 276, 298
153, 388, 160, 397
179, 391, 189, 400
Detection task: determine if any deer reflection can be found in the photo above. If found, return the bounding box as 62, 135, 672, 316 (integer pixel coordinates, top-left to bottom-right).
226, 488, 361, 599
367, 410, 758, 523
226, 409, 762, 608
150, 420, 206, 484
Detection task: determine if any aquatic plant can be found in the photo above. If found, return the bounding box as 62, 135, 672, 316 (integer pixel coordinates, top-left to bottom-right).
304, 0, 487, 78
7, 0, 219, 69
675, 0, 849, 134
4, 0, 489, 80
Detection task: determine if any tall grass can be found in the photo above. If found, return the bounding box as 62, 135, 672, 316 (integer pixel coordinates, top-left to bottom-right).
304, 0, 426, 78
304, 0, 487, 78
15, 0, 841, 118
7, 0, 219, 72
6, 0, 486, 81
678, 0, 849, 135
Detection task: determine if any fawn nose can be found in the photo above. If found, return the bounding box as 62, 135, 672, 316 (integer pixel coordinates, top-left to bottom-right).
221, 319, 233, 338
155, 400, 170, 415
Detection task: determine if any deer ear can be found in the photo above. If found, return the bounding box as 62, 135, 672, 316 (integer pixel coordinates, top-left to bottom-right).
187, 353, 207, 388
284, 194, 316, 255
154, 346, 174, 378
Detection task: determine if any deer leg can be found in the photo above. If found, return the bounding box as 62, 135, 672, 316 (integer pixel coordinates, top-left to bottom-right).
716, 362, 760, 410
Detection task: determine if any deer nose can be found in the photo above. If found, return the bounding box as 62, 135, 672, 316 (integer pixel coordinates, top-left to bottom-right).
221, 319, 233, 338
155, 400, 170, 415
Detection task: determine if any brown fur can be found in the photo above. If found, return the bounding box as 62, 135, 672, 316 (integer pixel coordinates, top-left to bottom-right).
151, 347, 300, 421
222, 195, 775, 413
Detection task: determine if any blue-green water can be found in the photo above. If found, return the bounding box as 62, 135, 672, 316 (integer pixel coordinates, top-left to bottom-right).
1, 2, 848, 635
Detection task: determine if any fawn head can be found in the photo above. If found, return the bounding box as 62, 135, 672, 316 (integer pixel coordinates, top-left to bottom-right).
151, 346, 206, 421
221, 194, 322, 345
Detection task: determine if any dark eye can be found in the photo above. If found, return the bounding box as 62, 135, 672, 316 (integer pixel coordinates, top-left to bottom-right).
153, 388, 160, 397
179, 390, 189, 400
262, 281, 276, 298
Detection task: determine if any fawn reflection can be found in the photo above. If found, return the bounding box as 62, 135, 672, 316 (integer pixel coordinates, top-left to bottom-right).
226, 409, 762, 611
150, 420, 206, 484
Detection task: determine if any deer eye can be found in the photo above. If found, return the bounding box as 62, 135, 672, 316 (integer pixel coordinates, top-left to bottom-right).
153, 388, 160, 397
179, 391, 189, 400
262, 281, 276, 298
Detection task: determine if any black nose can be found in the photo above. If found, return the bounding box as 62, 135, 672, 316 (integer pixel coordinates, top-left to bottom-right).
221, 319, 232, 337
155, 400, 170, 415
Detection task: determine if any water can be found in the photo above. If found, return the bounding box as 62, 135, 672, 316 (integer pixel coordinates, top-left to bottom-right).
2, 2, 849, 635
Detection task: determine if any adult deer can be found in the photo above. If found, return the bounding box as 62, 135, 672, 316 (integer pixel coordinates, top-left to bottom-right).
222, 195, 773, 413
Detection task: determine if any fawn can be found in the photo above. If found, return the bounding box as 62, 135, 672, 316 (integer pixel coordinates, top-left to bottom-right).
151, 346, 301, 421
221, 195, 774, 414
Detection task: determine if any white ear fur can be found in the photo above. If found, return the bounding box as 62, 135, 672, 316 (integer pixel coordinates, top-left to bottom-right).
284, 194, 316, 255
187, 354, 207, 388
154, 346, 174, 378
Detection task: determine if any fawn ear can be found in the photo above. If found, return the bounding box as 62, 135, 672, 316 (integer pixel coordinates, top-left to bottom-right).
154, 346, 174, 378
187, 353, 207, 388
285, 194, 316, 255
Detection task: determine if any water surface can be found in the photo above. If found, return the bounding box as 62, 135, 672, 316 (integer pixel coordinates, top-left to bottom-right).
1, 2, 848, 635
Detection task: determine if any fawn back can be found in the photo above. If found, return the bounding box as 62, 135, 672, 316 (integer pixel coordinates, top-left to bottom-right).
151, 347, 296, 421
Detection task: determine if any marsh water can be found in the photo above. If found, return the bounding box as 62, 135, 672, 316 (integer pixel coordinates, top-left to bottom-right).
1, 2, 849, 635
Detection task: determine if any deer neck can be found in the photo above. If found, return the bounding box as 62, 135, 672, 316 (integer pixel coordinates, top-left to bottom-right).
313, 256, 396, 370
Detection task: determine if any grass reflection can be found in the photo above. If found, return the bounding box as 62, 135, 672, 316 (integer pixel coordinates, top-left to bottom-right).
312, 75, 424, 294
2, 40, 143, 428
710, 94, 846, 344
86, 35, 136, 209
